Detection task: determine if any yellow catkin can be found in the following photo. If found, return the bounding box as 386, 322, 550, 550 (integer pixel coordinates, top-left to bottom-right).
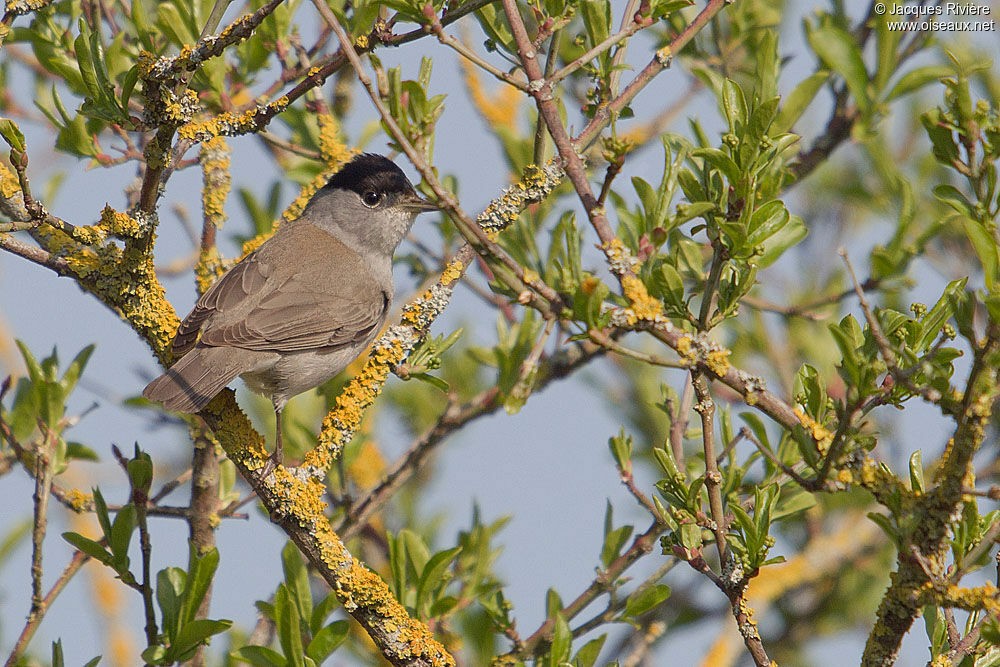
349, 441, 387, 492
458, 56, 520, 130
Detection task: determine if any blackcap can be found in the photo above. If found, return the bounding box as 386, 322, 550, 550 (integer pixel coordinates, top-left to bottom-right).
143, 153, 435, 471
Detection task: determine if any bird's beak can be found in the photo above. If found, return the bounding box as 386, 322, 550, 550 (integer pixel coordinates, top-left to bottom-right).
401, 192, 438, 212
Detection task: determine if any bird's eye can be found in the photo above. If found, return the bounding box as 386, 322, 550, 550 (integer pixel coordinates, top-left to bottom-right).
361, 191, 383, 208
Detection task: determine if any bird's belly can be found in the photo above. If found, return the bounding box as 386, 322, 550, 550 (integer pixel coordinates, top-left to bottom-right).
239, 345, 364, 406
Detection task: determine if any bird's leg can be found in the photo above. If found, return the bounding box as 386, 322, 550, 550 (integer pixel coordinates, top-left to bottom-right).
259, 404, 283, 480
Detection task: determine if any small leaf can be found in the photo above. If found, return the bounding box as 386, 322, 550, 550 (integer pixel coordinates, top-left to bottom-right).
282, 541, 312, 624
180, 544, 220, 628
884, 65, 950, 101
305, 620, 349, 663
548, 613, 571, 666
806, 24, 871, 116
230, 645, 288, 667
275, 585, 305, 666
416, 546, 462, 615
624, 584, 672, 618
909, 450, 924, 493
172, 618, 232, 656
157, 567, 186, 640
572, 634, 607, 667
0, 118, 26, 151
62, 532, 112, 565
773, 71, 830, 133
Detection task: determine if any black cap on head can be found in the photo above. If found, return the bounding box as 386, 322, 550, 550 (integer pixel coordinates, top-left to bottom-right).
323, 153, 415, 197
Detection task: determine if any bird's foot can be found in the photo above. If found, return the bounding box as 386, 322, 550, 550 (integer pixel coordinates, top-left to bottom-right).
257, 452, 281, 482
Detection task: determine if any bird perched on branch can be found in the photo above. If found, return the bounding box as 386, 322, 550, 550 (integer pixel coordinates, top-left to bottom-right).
144, 153, 436, 474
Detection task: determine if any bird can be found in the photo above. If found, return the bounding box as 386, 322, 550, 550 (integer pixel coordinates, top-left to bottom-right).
143, 153, 436, 474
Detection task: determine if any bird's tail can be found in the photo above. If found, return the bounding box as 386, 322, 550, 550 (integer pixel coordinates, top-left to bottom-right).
143, 346, 247, 413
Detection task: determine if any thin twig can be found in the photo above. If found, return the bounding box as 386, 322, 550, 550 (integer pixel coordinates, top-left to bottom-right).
29, 421, 56, 617
588, 328, 687, 368
4, 550, 91, 666
426, 6, 528, 92
508, 519, 668, 660
691, 372, 728, 564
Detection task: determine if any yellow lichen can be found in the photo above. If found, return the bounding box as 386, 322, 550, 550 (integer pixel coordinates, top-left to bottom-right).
64, 489, 92, 512
0, 162, 20, 198
316, 114, 354, 169
704, 347, 731, 376
195, 246, 227, 295
440, 259, 463, 286
622, 275, 664, 322
200, 135, 231, 228
676, 335, 697, 365
793, 406, 834, 454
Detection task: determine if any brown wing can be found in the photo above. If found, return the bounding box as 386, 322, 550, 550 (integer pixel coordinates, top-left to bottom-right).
175, 224, 388, 355
172, 255, 270, 356
198, 275, 388, 351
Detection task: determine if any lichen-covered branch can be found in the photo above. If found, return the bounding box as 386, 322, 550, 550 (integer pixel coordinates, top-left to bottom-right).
862, 326, 1000, 666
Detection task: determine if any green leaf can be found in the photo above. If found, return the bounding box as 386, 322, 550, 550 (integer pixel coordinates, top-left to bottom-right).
580, 0, 611, 48
401, 529, 431, 577
157, 567, 186, 640
746, 200, 790, 250
63, 533, 111, 565
917, 278, 966, 351
624, 584, 672, 618
0, 118, 26, 152
172, 618, 233, 657
545, 587, 563, 619
51, 640, 65, 667
692, 147, 741, 185
127, 450, 153, 493
884, 65, 950, 102
721, 78, 748, 131
310, 592, 341, 636
806, 24, 871, 117
921, 109, 959, 165
282, 541, 312, 624
66, 442, 99, 461
108, 504, 136, 570
410, 372, 450, 392
180, 544, 220, 628
416, 546, 462, 616
774, 71, 830, 133
960, 216, 999, 290
230, 645, 288, 667
933, 185, 976, 218
275, 585, 305, 666
572, 634, 607, 667
74, 23, 100, 100
120, 65, 140, 113
909, 450, 924, 493
757, 214, 807, 267
305, 620, 349, 663
772, 488, 816, 520
600, 523, 633, 569
548, 613, 571, 666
